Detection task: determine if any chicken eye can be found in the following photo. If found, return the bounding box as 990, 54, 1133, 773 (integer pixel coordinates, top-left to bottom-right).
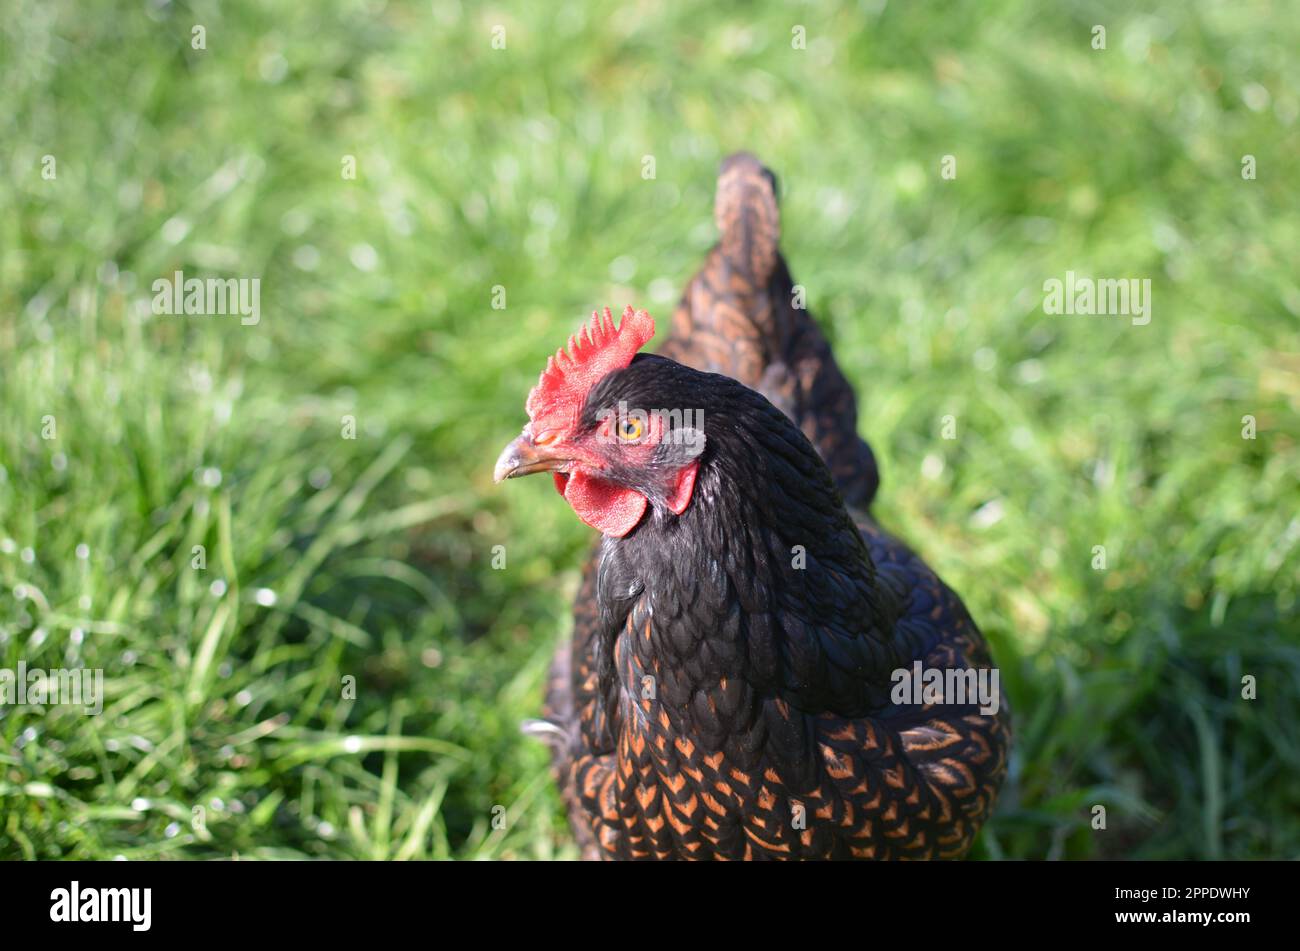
617, 418, 644, 442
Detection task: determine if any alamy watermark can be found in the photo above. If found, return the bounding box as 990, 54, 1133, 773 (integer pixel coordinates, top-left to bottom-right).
151, 269, 260, 325
1043, 271, 1151, 326
50, 882, 151, 931
595, 400, 706, 456
0, 662, 104, 715
890, 662, 1001, 716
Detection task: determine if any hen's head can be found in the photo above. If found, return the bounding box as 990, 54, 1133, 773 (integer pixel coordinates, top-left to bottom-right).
494, 306, 706, 537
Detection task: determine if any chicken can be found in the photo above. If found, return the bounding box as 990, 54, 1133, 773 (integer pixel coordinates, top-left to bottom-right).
495, 153, 1010, 860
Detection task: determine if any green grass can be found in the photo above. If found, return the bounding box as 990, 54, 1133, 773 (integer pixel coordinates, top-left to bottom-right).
2, 0, 1298, 860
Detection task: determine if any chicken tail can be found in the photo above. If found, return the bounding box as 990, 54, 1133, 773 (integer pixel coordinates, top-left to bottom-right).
714, 151, 783, 286
660, 153, 880, 510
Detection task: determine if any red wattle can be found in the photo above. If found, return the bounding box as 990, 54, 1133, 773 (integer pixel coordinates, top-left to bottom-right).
562, 471, 648, 537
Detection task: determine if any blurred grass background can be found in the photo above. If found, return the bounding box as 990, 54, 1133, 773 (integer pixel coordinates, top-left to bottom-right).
2, 0, 1298, 859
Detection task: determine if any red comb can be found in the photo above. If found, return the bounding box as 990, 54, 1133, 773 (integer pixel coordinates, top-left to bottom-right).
526, 306, 655, 433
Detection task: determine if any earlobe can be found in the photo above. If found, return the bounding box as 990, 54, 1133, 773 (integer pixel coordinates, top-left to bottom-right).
665, 460, 700, 515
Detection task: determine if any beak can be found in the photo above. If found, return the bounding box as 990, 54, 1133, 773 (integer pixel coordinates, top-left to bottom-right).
493, 432, 573, 483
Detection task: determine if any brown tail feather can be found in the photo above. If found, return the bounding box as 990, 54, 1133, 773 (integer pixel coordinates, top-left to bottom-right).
714, 151, 782, 286
659, 153, 880, 509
